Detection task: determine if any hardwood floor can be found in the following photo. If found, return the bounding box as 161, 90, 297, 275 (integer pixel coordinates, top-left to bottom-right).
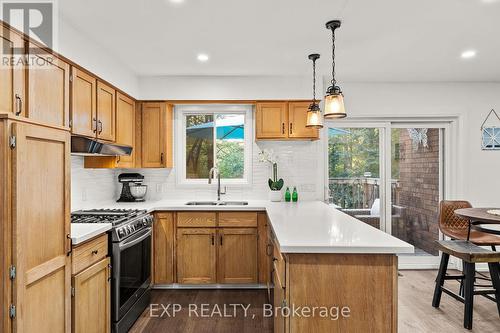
399, 270, 500, 333
130, 270, 500, 333
129, 289, 273, 333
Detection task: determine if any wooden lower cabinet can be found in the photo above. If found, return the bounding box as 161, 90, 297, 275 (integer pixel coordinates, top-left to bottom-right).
217, 228, 258, 284
72, 257, 111, 333
273, 269, 286, 333
176, 228, 216, 284
153, 213, 175, 284
155, 211, 270, 286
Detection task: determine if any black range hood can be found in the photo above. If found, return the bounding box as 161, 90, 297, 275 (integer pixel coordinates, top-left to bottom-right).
71, 136, 132, 156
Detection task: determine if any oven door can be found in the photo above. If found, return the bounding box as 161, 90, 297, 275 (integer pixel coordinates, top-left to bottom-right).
112, 227, 152, 321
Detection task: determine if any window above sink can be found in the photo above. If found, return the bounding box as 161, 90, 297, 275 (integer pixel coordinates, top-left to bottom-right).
175, 104, 253, 186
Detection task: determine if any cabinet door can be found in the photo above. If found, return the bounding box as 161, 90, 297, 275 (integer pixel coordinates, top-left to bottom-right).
218, 228, 258, 284
258, 213, 272, 285
11, 122, 71, 332
288, 102, 319, 139
176, 228, 216, 284
273, 269, 286, 333
141, 102, 173, 168
71, 67, 97, 137
115, 92, 136, 167
72, 258, 111, 333
153, 213, 174, 284
256, 102, 288, 139
96, 81, 116, 141
0, 29, 25, 116
27, 44, 70, 127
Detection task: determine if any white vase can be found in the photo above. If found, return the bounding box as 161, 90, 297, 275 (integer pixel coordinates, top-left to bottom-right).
269, 190, 282, 202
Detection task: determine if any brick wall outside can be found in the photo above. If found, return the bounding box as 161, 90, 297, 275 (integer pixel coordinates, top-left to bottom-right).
394, 129, 440, 255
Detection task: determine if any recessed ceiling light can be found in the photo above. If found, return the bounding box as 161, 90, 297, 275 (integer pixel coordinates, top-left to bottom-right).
197, 53, 209, 62
461, 50, 477, 59
169, 0, 185, 4
481, 0, 500, 4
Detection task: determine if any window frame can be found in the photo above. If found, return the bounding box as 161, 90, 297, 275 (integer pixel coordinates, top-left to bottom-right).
175, 104, 253, 186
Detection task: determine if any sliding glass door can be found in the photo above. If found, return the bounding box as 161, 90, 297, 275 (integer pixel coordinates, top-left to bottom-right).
327, 121, 448, 268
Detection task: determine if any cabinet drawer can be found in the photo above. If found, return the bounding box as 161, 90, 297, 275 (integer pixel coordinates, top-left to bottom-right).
219, 212, 257, 227
72, 234, 108, 274
177, 212, 216, 227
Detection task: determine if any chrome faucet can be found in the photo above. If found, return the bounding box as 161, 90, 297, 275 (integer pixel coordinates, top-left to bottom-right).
208, 167, 227, 201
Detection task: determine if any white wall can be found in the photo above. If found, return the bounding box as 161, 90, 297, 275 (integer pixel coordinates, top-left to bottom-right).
338, 82, 500, 206
72, 76, 500, 209
57, 19, 139, 97
137, 75, 316, 101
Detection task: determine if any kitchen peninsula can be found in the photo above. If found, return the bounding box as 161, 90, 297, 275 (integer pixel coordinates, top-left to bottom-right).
72, 200, 413, 332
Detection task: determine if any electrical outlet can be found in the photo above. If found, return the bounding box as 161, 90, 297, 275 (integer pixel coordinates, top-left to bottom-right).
156, 184, 162, 193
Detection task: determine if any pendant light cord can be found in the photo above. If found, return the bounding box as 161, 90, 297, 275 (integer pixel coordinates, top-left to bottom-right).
331, 27, 336, 87
312, 57, 316, 102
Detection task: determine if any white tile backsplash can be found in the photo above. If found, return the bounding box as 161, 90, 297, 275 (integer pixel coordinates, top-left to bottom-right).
71, 140, 324, 208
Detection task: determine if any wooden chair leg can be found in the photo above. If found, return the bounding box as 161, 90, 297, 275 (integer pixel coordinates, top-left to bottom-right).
433, 253, 450, 308
488, 262, 500, 317
463, 262, 475, 330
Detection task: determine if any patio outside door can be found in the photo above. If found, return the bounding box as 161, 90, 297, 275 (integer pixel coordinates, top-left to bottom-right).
327, 121, 448, 268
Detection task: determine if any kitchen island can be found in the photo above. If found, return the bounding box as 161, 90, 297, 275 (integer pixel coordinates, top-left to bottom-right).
71, 200, 412, 332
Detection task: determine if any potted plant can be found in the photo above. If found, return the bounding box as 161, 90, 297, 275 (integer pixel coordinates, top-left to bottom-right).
259, 149, 284, 202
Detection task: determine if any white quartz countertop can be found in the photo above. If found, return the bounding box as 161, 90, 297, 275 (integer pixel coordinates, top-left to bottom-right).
72, 200, 413, 254
70, 223, 112, 245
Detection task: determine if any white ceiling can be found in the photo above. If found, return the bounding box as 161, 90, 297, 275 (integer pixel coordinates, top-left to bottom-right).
60, 0, 500, 81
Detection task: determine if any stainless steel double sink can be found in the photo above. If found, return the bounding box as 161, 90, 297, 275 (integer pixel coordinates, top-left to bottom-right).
185, 201, 249, 206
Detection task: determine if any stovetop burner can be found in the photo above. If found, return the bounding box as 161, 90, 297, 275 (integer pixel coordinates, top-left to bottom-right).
71, 209, 147, 226
72, 208, 153, 242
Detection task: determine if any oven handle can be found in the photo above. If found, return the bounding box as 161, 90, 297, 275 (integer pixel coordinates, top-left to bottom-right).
119, 227, 152, 251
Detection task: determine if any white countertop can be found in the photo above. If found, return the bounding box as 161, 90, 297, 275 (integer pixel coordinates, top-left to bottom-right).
72, 200, 413, 254
71, 223, 112, 245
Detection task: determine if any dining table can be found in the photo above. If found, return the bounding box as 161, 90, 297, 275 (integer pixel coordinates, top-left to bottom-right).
455, 208, 500, 240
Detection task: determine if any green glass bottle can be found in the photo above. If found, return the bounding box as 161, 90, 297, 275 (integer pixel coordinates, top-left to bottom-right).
284, 187, 291, 202
292, 186, 298, 202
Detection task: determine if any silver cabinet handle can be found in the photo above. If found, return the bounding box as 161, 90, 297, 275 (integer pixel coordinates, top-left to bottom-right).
160, 153, 164, 165
98, 120, 103, 134
92, 118, 97, 132
289, 123, 293, 135
15, 94, 22, 116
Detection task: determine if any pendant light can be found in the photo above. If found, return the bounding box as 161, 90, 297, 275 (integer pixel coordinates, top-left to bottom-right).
324, 20, 346, 119
306, 53, 323, 129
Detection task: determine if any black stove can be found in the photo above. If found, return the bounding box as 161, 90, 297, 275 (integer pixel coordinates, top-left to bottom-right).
71, 209, 153, 242
71, 208, 153, 333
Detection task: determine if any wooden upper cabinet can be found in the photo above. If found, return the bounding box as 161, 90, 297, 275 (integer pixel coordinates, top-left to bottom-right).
115, 92, 136, 167
71, 67, 97, 137
96, 81, 116, 141
72, 258, 111, 333
255, 102, 288, 139
0, 28, 25, 116
141, 102, 173, 168
217, 228, 258, 284
11, 122, 71, 332
288, 102, 319, 139
255, 101, 319, 140
27, 43, 70, 127
176, 228, 216, 284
